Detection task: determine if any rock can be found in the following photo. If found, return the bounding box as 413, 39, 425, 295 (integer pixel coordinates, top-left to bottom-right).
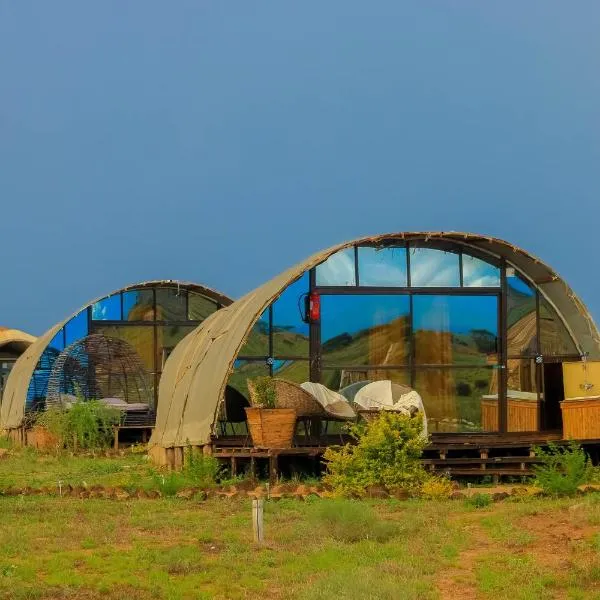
135, 489, 149, 499
511, 487, 529, 496
146, 490, 161, 499
492, 492, 510, 502
114, 489, 130, 500
194, 490, 208, 502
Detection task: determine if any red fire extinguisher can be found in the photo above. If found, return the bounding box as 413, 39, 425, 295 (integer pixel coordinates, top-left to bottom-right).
308, 291, 320, 323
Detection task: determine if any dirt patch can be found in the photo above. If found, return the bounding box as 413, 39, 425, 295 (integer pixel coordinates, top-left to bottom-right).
436, 518, 493, 600
516, 509, 598, 571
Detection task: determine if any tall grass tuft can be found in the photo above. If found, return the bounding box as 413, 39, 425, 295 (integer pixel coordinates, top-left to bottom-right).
533, 442, 596, 497
310, 499, 398, 543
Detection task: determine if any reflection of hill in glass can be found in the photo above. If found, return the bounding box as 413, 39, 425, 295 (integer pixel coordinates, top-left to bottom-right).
322, 315, 496, 366
239, 324, 309, 357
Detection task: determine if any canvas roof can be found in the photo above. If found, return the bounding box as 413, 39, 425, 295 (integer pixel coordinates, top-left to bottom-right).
0, 328, 36, 356
0, 281, 232, 430
151, 232, 600, 449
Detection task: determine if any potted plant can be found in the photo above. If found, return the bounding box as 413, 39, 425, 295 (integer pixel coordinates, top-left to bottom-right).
245, 377, 296, 448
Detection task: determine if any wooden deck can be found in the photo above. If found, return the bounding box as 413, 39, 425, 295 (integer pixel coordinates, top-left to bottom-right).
212, 430, 600, 481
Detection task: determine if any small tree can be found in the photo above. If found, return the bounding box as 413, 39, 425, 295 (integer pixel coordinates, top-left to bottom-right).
323, 412, 429, 497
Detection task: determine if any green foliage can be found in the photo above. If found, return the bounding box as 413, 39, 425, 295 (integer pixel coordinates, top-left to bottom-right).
532, 442, 595, 497
250, 376, 277, 409
35, 400, 121, 451
323, 412, 429, 497
466, 493, 492, 509
150, 447, 222, 495
309, 499, 398, 543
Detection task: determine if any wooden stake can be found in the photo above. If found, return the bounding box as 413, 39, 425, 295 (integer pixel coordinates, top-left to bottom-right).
252, 498, 264, 543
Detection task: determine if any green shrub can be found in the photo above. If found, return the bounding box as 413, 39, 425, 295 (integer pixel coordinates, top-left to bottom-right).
466, 493, 492, 509
184, 447, 222, 487
323, 412, 429, 497
249, 376, 277, 408
310, 499, 397, 543
532, 442, 595, 497
36, 400, 121, 451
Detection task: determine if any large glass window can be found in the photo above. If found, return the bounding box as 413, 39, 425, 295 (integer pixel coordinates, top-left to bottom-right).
410, 248, 460, 287
415, 368, 496, 432
92, 325, 155, 372
123, 290, 155, 321
64, 312, 88, 347
92, 294, 121, 321
462, 255, 500, 287
227, 360, 270, 400
321, 295, 410, 366
357, 246, 407, 287
507, 274, 538, 356
413, 295, 498, 365
189, 293, 219, 321
156, 325, 197, 371
539, 298, 579, 356
272, 274, 310, 357
316, 249, 356, 287
156, 288, 187, 321
238, 310, 270, 357
273, 359, 310, 384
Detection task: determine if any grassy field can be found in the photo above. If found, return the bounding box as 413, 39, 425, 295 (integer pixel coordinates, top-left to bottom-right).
1, 448, 600, 599
2, 489, 600, 599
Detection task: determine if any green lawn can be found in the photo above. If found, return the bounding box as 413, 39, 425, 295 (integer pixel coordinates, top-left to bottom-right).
1, 491, 600, 599
1, 449, 600, 599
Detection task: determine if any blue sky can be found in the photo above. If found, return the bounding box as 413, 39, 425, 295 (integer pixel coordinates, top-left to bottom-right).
1, 2, 599, 335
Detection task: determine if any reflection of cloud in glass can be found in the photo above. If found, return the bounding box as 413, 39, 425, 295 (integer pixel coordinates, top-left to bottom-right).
316, 249, 356, 286
410, 249, 460, 287
358, 247, 407, 286
463, 255, 500, 287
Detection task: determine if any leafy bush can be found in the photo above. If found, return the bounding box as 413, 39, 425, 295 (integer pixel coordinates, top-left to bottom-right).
466, 493, 492, 509
420, 474, 454, 499
35, 400, 121, 451
310, 499, 397, 543
533, 442, 595, 496
323, 412, 429, 497
249, 376, 277, 408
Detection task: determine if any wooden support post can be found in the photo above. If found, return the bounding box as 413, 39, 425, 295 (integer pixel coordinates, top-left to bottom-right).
113, 427, 119, 451
250, 456, 256, 480
269, 454, 278, 484
252, 498, 264, 543
231, 456, 237, 478
493, 474, 500, 485
142, 428, 148, 444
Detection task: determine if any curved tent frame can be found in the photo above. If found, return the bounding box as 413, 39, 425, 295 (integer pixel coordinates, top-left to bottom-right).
150, 232, 600, 451
1, 280, 232, 430
0, 328, 36, 357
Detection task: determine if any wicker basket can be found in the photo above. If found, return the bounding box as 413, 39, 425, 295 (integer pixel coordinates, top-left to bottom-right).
247, 378, 327, 417
244, 407, 297, 448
